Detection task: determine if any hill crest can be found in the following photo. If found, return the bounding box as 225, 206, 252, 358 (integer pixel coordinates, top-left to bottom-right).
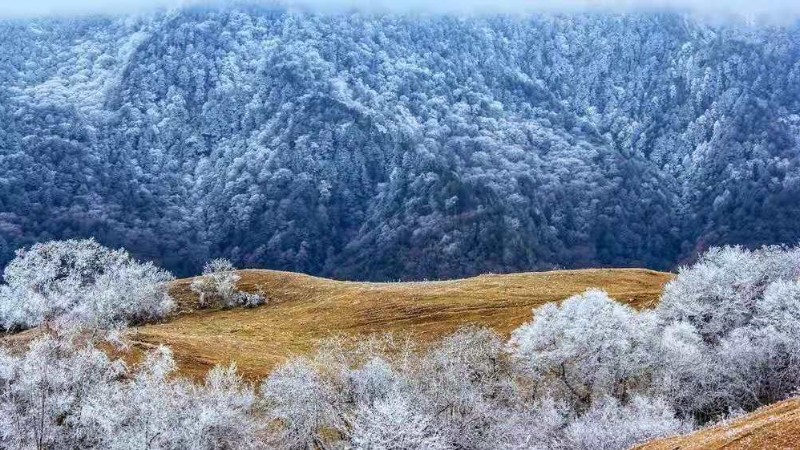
131, 268, 671, 379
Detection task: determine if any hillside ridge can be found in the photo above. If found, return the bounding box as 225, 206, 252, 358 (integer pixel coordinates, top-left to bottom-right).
131, 267, 672, 379
636, 397, 800, 450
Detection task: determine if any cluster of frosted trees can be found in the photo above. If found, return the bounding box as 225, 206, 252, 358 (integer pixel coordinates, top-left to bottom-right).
2, 240, 800, 448
2, 8, 800, 280
0, 239, 258, 331
0, 239, 174, 331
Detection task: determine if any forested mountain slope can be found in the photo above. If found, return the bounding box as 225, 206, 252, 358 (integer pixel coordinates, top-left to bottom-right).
1, 7, 799, 279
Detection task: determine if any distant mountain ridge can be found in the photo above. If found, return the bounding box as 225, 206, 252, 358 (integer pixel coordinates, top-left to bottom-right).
1, 7, 799, 279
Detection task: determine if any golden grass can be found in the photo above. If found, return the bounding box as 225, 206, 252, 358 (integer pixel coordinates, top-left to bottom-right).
128, 268, 671, 380
635, 398, 800, 450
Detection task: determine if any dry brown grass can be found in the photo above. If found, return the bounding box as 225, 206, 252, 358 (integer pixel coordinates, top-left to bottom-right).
128, 268, 671, 380
636, 398, 800, 450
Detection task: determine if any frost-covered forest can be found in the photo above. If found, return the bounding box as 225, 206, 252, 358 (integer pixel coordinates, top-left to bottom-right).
2, 239, 800, 449
2, 6, 800, 279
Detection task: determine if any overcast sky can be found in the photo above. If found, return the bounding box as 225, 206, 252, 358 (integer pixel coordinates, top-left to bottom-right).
1, 0, 799, 21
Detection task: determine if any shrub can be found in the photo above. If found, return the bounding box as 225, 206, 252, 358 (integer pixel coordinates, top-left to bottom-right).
260, 358, 344, 449
658, 246, 800, 343
190, 259, 265, 309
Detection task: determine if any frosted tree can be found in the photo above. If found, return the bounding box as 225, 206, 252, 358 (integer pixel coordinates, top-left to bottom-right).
509, 290, 658, 409
80, 347, 264, 450
191, 258, 264, 308
564, 396, 691, 450
411, 327, 516, 449
350, 394, 448, 450
348, 357, 401, 405
191, 258, 240, 307
481, 397, 571, 450
655, 246, 800, 420
0, 239, 174, 331
0, 335, 264, 450
658, 246, 800, 343
0, 334, 124, 449
260, 358, 345, 449
654, 321, 718, 420
185, 365, 264, 449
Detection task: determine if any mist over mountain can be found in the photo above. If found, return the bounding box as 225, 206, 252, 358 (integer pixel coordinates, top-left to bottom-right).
1, 5, 799, 279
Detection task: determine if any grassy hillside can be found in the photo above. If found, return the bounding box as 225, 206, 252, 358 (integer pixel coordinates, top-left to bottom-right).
636, 398, 800, 450
129, 268, 671, 379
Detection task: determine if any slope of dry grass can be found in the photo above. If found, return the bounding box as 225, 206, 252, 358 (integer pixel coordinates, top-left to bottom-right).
636, 398, 800, 450
129, 268, 671, 379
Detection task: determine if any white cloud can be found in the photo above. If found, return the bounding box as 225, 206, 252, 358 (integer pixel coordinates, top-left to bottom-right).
0, 0, 184, 18
1, 0, 799, 21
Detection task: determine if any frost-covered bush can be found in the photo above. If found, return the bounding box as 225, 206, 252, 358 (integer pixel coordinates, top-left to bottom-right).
655, 246, 800, 420
260, 358, 345, 449
658, 246, 800, 343
257, 327, 689, 450
485, 397, 572, 450
0, 335, 263, 450
350, 394, 447, 450
0, 334, 124, 449
411, 327, 519, 449
260, 333, 497, 450
191, 259, 265, 309
238, 291, 268, 308
0, 239, 174, 331
83, 348, 264, 450
191, 259, 239, 306
564, 396, 692, 450
509, 290, 658, 409
349, 357, 401, 405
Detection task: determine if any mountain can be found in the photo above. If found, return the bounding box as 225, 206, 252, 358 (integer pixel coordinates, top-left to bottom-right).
2, 7, 799, 280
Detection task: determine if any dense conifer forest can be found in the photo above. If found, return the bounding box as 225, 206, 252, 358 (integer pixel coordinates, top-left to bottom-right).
2, 6, 799, 279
